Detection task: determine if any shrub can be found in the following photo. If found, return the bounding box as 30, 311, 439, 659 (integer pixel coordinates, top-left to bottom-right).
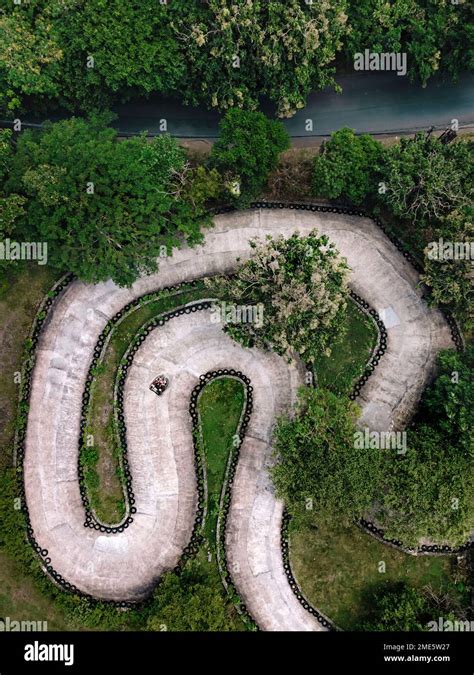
380, 134, 473, 224
312, 128, 384, 205
358, 583, 437, 632
271, 387, 381, 521
209, 109, 290, 207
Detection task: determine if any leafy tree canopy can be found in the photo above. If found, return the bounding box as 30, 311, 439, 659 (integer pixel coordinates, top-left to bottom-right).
271, 387, 381, 521
422, 346, 474, 458
207, 229, 350, 363
422, 208, 474, 329
0, 129, 26, 250
0, 0, 63, 114
312, 128, 384, 205
381, 134, 473, 224
345, 0, 474, 86
209, 109, 289, 206
5, 116, 208, 286
377, 424, 473, 547
1, 1, 472, 116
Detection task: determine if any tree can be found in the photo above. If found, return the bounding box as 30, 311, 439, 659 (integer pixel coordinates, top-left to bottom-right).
358, 583, 433, 632
0, 130, 25, 261
422, 209, 474, 329
145, 563, 238, 632
381, 134, 473, 224
312, 128, 384, 205
271, 388, 381, 521
376, 347, 473, 547
54, 0, 184, 111
377, 425, 473, 547
174, 0, 348, 118
207, 229, 350, 363
6, 116, 209, 286
209, 109, 289, 206
0, 0, 63, 114
421, 347, 474, 458
345, 0, 474, 86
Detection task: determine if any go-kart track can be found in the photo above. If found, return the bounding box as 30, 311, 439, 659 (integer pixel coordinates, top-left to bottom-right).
23, 208, 453, 631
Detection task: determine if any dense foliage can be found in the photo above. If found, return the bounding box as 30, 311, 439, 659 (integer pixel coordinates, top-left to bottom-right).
3, 116, 213, 286
377, 426, 473, 546
312, 128, 384, 205
421, 346, 473, 458
376, 348, 474, 546
172, 0, 348, 118
0, 130, 25, 240
271, 388, 381, 521
274, 346, 473, 548
345, 0, 473, 86
1, 1, 472, 117
421, 208, 474, 329
357, 582, 453, 632
209, 109, 289, 206
381, 133, 473, 224
310, 131, 473, 327
208, 230, 350, 363
145, 564, 238, 632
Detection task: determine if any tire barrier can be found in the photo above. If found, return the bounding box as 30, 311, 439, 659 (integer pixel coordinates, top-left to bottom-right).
190, 370, 258, 630
79, 280, 204, 533
16, 204, 469, 626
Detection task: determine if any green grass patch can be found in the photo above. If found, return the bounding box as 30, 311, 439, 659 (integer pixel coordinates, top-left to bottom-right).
197, 377, 245, 547
314, 301, 377, 395
289, 516, 468, 630
0, 265, 58, 469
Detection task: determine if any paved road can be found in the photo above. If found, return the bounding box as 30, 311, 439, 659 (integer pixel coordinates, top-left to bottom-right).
110, 72, 474, 138
4, 73, 473, 139
24, 209, 453, 629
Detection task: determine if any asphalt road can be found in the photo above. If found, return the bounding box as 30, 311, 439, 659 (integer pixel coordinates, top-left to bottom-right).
3, 72, 473, 138
110, 72, 474, 138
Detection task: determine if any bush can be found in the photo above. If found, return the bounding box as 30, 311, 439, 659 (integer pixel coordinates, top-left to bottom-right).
358, 583, 437, 632
145, 563, 238, 632
421, 347, 474, 459
209, 109, 290, 207
312, 128, 385, 205
207, 229, 350, 363
381, 134, 473, 224
422, 209, 474, 329
271, 388, 381, 521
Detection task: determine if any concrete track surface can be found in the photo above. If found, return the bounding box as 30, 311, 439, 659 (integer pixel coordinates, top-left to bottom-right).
24, 209, 453, 630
